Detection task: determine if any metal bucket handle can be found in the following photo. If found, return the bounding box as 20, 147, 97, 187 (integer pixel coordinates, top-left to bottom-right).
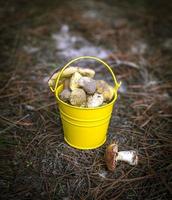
50, 56, 121, 94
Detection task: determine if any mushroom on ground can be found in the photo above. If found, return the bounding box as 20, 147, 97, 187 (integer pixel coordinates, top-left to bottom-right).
78, 77, 96, 94
70, 88, 86, 106
87, 93, 104, 108
105, 142, 138, 171
96, 80, 114, 102
59, 89, 71, 102
78, 68, 95, 78
69, 72, 82, 90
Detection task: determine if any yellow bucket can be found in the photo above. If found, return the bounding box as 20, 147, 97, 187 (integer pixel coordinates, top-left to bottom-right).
49, 56, 121, 150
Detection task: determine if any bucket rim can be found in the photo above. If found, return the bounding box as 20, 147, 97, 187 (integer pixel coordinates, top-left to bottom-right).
55, 85, 118, 110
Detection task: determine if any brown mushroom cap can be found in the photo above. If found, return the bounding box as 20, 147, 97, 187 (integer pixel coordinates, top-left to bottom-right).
70, 88, 87, 106
59, 89, 71, 102
78, 77, 96, 94
105, 143, 118, 171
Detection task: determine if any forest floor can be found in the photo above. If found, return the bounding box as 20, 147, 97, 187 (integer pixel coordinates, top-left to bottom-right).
0, 0, 172, 199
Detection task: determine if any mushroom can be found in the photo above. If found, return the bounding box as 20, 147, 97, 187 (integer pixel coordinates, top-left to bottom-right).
87, 93, 104, 108
62, 67, 78, 78
78, 77, 96, 94
48, 67, 96, 90
59, 89, 71, 102
48, 71, 60, 88
78, 68, 95, 78
96, 80, 114, 102
63, 78, 70, 89
70, 88, 86, 106
69, 72, 82, 90
96, 80, 107, 93
48, 67, 77, 88
105, 142, 138, 171
102, 85, 114, 102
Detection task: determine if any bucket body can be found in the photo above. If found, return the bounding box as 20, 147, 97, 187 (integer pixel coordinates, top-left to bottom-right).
49, 56, 121, 150
56, 85, 115, 149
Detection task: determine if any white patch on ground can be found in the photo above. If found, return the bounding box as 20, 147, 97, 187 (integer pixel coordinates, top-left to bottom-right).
23, 45, 39, 54
83, 10, 100, 19
162, 38, 172, 51
162, 92, 171, 100
138, 57, 149, 67
63, 197, 70, 200
52, 24, 110, 59
25, 105, 35, 111
118, 82, 127, 94
145, 80, 158, 86
99, 170, 108, 178
43, 76, 49, 84
131, 41, 148, 55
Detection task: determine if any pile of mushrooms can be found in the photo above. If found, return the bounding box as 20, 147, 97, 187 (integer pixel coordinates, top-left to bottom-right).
48, 66, 114, 108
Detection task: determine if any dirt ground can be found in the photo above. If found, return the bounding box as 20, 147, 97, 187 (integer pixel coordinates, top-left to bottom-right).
0, 0, 172, 199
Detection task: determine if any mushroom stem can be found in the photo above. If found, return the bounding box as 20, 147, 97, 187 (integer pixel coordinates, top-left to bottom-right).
116, 150, 138, 165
